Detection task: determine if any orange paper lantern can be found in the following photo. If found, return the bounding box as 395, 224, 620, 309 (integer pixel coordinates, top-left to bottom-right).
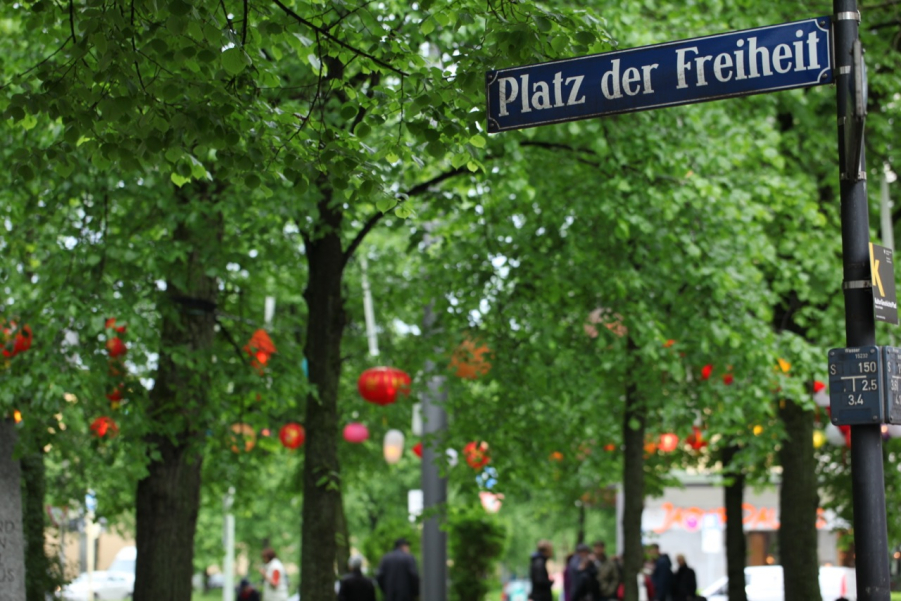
413, 442, 423, 458
244, 329, 277, 374
230, 423, 256, 452
449, 339, 492, 379
659, 433, 679, 453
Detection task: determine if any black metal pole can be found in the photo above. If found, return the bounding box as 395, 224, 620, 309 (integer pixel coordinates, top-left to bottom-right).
834, 2, 891, 599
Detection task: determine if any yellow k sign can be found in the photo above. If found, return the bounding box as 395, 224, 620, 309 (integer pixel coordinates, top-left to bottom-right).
871, 242, 886, 297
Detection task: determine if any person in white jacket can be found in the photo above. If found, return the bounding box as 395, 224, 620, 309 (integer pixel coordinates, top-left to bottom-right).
258, 547, 289, 601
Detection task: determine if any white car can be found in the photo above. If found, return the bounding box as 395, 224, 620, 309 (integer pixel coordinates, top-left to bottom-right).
59, 571, 133, 601
701, 565, 856, 601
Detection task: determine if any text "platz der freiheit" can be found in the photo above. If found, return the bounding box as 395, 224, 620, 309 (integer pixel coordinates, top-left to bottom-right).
496, 29, 824, 117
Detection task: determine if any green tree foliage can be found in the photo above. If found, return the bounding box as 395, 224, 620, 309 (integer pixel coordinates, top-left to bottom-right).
448, 503, 507, 601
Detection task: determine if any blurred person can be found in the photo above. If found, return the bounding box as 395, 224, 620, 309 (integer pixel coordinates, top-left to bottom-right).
338, 554, 376, 601
571, 546, 599, 601
258, 548, 289, 601
671, 554, 697, 601
567, 544, 591, 598
593, 542, 618, 601
648, 544, 672, 601
376, 538, 420, 601
563, 551, 575, 601
237, 577, 261, 601
529, 539, 554, 601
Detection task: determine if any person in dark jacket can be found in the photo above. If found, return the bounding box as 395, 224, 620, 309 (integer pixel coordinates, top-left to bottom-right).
237, 578, 261, 601
649, 544, 673, 601
670, 554, 697, 601
571, 549, 600, 601
338, 554, 377, 601
529, 539, 554, 601
376, 538, 420, 601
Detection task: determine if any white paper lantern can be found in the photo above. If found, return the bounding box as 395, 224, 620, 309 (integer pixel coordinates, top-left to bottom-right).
411, 403, 423, 437
813, 390, 830, 408
825, 423, 847, 447
886, 425, 901, 439
446, 448, 459, 467
383, 429, 405, 464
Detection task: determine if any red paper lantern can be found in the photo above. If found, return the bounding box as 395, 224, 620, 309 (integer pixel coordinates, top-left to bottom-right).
686, 426, 707, 450
279, 423, 305, 450
463, 441, 490, 469
105, 318, 127, 334
813, 380, 826, 393
343, 422, 370, 443
659, 433, 679, 453
244, 329, 277, 375
2, 323, 32, 359
90, 416, 118, 438
413, 442, 423, 458
700, 364, 713, 380
723, 373, 734, 385
106, 337, 127, 359
357, 367, 411, 406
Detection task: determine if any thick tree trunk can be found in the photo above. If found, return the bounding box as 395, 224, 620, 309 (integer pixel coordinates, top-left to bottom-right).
336, 488, 350, 574
134, 185, 222, 601
621, 354, 645, 601
300, 195, 347, 600
0, 420, 26, 601
21, 452, 52, 601
777, 399, 821, 601
722, 444, 748, 601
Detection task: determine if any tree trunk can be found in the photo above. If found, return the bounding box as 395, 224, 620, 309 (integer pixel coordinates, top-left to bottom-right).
777, 399, 821, 601
621, 346, 645, 601
300, 194, 347, 600
21, 452, 52, 601
134, 184, 222, 601
0, 420, 26, 601
336, 487, 351, 574
722, 444, 748, 601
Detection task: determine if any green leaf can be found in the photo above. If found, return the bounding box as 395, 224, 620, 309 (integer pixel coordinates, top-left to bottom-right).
168, 0, 191, 16
170, 173, 191, 187
340, 104, 358, 120
574, 31, 595, 45
420, 16, 436, 35
222, 47, 247, 75
534, 16, 553, 33
245, 174, 261, 189
469, 134, 486, 148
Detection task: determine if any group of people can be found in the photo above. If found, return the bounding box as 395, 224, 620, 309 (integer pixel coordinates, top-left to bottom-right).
530, 540, 702, 601
232, 537, 419, 601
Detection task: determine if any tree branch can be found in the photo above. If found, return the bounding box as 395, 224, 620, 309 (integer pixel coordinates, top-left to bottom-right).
270, 0, 408, 76
342, 166, 468, 266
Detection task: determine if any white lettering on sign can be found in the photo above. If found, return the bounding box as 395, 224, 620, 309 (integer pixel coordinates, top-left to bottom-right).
675, 30, 820, 90
497, 72, 586, 116
489, 22, 830, 131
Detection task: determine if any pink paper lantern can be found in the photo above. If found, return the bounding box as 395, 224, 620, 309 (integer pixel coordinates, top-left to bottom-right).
343, 422, 369, 444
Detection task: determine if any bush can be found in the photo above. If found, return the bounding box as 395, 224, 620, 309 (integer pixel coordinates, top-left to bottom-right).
448, 504, 507, 601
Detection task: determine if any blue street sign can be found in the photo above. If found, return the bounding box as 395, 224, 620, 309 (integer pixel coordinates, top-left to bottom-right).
486, 17, 832, 133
